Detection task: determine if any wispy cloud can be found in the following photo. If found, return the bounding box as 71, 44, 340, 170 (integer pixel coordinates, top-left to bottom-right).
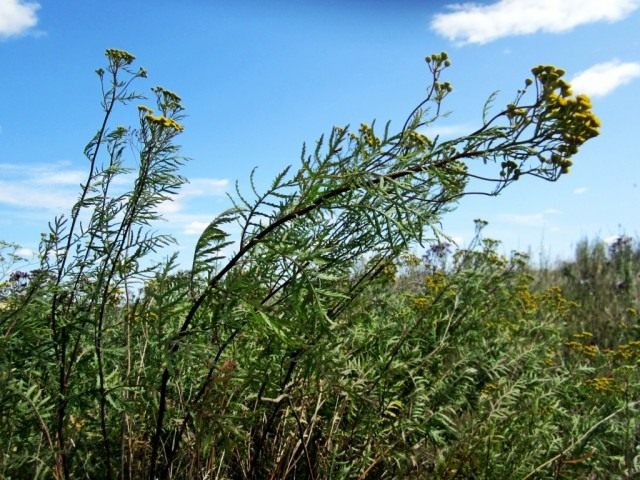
149, 177, 230, 236
0, 161, 76, 174
571, 60, 640, 97
498, 212, 545, 227
156, 199, 182, 214
0, 180, 74, 210
0, 0, 40, 39
431, 0, 640, 45
154, 212, 237, 237
0, 163, 228, 220
182, 178, 228, 197
0, 162, 83, 210
183, 221, 209, 235
156, 177, 229, 216
33, 170, 87, 185
15, 247, 34, 258
542, 208, 562, 215
573, 187, 588, 195
0, 161, 133, 186
497, 208, 562, 227
421, 123, 473, 139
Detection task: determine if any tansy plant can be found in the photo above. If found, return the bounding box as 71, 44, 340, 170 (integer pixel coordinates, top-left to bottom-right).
0, 49, 601, 479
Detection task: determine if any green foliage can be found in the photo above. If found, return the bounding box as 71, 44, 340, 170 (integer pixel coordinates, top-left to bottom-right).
554, 236, 640, 347
2, 49, 633, 480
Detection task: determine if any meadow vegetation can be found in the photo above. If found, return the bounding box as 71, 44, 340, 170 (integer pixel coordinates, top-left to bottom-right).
1, 49, 637, 479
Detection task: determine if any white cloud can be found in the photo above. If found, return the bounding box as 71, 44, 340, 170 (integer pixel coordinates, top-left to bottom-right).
156, 177, 229, 215
421, 123, 473, 139
0, 180, 74, 210
0, 161, 71, 176
431, 0, 640, 45
0, 0, 40, 39
498, 212, 545, 227
183, 221, 209, 235
157, 199, 182, 214
542, 208, 562, 215
0, 162, 83, 210
155, 212, 226, 235
182, 178, 229, 197
497, 208, 562, 227
0, 163, 228, 215
15, 247, 33, 257
0, 161, 231, 247
571, 60, 640, 97
33, 170, 86, 185
573, 187, 588, 195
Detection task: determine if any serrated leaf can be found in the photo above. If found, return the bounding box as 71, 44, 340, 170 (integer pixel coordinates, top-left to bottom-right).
192, 209, 238, 278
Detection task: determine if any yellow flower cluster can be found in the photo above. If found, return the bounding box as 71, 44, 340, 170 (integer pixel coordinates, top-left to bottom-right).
105, 48, 136, 66
539, 286, 576, 315
565, 331, 599, 358
506, 104, 528, 118
515, 287, 537, 312
532, 65, 572, 96
480, 381, 499, 397
153, 86, 182, 110
413, 296, 429, 308
68, 414, 85, 431
356, 123, 381, 149
424, 271, 447, 293
158, 87, 181, 103
405, 130, 432, 149
145, 114, 184, 132
532, 65, 601, 173
380, 262, 397, 281
609, 340, 640, 361
585, 376, 616, 393
572, 331, 593, 340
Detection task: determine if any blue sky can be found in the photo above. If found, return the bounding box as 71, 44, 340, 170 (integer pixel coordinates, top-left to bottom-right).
1, 0, 639, 266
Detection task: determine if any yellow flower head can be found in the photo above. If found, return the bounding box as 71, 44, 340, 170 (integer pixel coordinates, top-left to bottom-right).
105, 48, 136, 66
145, 114, 184, 132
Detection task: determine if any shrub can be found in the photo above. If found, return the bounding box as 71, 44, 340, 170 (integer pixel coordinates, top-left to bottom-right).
0, 49, 608, 479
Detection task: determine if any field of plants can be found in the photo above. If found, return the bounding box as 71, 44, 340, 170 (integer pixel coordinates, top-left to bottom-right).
1, 50, 638, 479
